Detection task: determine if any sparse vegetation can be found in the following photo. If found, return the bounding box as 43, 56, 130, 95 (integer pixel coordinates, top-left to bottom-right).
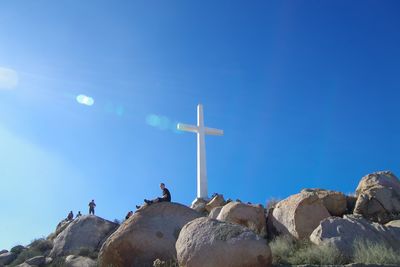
353, 238, 400, 265
9, 248, 42, 266
30, 238, 53, 253
269, 235, 347, 265
8, 238, 54, 266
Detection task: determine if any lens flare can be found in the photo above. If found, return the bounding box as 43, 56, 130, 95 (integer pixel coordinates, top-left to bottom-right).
0, 67, 18, 90
76, 94, 94, 106
146, 114, 183, 134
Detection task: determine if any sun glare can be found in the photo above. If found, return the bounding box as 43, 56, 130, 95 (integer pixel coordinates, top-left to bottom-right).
0, 67, 18, 90
76, 94, 95, 106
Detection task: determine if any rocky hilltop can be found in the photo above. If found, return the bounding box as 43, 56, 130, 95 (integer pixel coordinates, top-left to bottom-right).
1, 171, 400, 267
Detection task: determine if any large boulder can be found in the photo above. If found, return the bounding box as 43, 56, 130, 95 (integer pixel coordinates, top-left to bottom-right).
98, 202, 201, 267
50, 215, 118, 257
270, 191, 330, 239
65, 255, 97, 267
0, 250, 7, 256
217, 201, 267, 237
205, 194, 225, 213
176, 217, 272, 267
0, 252, 17, 266
310, 214, 400, 257
208, 206, 223, 219
354, 171, 400, 223
301, 188, 347, 216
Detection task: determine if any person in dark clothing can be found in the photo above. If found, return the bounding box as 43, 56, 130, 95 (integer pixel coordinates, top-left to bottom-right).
136, 183, 171, 209
76, 211, 82, 218
144, 183, 171, 204
89, 199, 96, 215
67, 211, 73, 221
125, 211, 133, 220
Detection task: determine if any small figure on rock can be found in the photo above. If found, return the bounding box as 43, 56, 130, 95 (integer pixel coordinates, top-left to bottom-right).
89, 199, 96, 215
125, 211, 133, 220
67, 211, 74, 221
76, 211, 82, 218
136, 183, 171, 209
144, 183, 171, 205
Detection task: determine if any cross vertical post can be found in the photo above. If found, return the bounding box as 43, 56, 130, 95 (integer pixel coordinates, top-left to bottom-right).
177, 104, 223, 199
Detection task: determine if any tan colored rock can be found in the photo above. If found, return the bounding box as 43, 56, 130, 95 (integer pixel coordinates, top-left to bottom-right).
205, 194, 225, 213
65, 255, 97, 267
217, 201, 267, 237
50, 215, 118, 257
310, 215, 400, 257
208, 206, 223, 219
98, 202, 201, 267
270, 191, 330, 239
48, 219, 72, 241
190, 198, 208, 213
301, 188, 347, 216
176, 217, 272, 267
386, 219, 400, 228
354, 171, 400, 223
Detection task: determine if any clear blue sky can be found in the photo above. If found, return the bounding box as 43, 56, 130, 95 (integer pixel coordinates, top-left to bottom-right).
1, 0, 400, 250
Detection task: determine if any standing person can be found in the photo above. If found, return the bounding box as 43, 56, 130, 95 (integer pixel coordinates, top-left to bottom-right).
89, 200, 96, 215
144, 183, 172, 205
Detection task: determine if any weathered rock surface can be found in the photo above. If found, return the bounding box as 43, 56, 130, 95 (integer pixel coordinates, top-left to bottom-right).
65, 255, 97, 267
190, 198, 208, 214
205, 194, 225, 213
270, 191, 330, 239
217, 201, 267, 237
176, 217, 272, 267
25, 255, 46, 266
208, 206, 223, 219
301, 188, 347, 216
50, 215, 118, 257
385, 219, 400, 228
98, 202, 201, 267
48, 219, 73, 241
0, 252, 17, 266
310, 214, 400, 257
354, 171, 400, 223
0, 250, 7, 256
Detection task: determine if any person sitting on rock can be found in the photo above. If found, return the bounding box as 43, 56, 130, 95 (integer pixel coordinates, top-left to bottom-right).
125, 211, 133, 220
76, 211, 82, 218
67, 211, 73, 221
89, 199, 96, 215
145, 183, 171, 205
136, 183, 171, 209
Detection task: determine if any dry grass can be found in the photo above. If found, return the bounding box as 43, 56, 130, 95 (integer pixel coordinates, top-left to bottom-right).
269, 235, 346, 265
353, 238, 400, 265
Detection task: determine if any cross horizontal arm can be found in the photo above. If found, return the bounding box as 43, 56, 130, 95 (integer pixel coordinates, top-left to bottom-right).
177, 123, 199, 133
205, 127, 224, 136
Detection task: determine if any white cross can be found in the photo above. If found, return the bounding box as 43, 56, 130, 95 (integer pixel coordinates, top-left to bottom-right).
177, 104, 223, 199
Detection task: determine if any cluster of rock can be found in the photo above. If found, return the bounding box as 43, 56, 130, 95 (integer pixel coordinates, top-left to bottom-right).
0, 215, 117, 267
2, 170, 400, 267
268, 171, 400, 258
